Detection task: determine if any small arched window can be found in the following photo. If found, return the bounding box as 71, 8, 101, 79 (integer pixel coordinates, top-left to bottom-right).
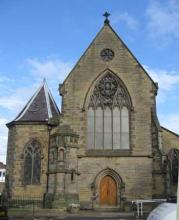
24, 140, 41, 185
168, 149, 179, 184
58, 148, 65, 161
87, 72, 131, 150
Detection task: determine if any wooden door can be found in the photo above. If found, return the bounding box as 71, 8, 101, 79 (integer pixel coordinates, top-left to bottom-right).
99, 175, 117, 206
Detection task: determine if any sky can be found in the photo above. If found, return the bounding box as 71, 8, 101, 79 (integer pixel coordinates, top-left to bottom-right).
0, 0, 179, 163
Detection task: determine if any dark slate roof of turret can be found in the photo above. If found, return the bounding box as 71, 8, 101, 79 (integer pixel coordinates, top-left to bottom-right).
14, 80, 60, 122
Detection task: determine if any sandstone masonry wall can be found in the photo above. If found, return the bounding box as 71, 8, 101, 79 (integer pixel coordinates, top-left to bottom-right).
7, 124, 49, 199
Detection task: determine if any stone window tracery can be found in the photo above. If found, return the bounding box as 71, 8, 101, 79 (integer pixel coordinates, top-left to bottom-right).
100, 48, 114, 62
23, 140, 41, 185
87, 72, 131, 150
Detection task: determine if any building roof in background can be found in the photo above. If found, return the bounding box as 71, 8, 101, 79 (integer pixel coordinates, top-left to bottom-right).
0, 162, 6, 169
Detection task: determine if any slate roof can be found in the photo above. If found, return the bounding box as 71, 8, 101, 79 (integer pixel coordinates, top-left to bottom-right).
14, 80, 60, 122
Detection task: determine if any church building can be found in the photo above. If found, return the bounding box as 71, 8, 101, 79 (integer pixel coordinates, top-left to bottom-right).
5, 14, 179, 210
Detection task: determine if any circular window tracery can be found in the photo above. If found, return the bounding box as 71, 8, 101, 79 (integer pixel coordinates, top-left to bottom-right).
100, 48, 114, 62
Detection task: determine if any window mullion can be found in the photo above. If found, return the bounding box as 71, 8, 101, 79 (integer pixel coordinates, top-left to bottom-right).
112, 108, 113, 150
31, 154, 34, 184
103, 108, 104, 149
94, 108, 96, 149
120, 107, 122, 149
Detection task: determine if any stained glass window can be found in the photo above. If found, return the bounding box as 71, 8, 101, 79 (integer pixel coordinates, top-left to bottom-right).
24, 140, 41, 185
87, 72, 131, 150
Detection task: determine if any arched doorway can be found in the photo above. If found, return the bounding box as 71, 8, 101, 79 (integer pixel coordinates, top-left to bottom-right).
99, 175, 117, 206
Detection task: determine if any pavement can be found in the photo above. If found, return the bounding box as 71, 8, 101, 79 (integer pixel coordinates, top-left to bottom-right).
7, 214, 147, 220
8, 218, 145, 220
7, 209, 147, 220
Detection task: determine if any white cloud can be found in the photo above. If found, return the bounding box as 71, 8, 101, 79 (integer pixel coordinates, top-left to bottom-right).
146, 0, 179, 43
26, 58, 73, 82
0, 75, 12, 90
0, 96, 25, 110
0, 85, 38, 111
144, 65, 179, 103
0, 118, 8, 125
144, 65, 179, 91
112, 12, 138, 30
144, 65, 179, 134
159, 114, 179, 134
0, 58, 72, 110
0, 58, 72, 111
0, 57, 73, 163
26, 57, 73, 109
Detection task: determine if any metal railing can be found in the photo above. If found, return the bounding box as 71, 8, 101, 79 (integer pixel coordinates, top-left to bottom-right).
6, 197, 43, 209
0, 196, 44, 217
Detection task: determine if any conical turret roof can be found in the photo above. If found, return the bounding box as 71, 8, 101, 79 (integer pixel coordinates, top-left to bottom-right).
14, 80, 59, 122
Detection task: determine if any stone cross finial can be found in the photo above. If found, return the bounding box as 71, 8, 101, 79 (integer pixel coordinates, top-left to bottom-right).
103, 11, 110, 24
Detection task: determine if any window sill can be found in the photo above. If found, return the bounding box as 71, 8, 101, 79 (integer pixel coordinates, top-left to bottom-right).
83, 149, 131, 157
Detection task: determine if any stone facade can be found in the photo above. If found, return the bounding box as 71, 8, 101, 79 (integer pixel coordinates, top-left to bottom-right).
6, 123, 49, 198
162, 127, 179, 153
5, 19, 179, 210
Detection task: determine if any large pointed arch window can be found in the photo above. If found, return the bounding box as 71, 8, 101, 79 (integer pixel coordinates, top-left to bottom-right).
87, 72, 131, 150
24, 140, 41, 185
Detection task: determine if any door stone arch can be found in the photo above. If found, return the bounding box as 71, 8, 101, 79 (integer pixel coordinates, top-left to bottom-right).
91, 168, 125, 208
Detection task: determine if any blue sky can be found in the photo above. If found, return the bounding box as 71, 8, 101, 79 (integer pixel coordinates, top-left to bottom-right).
0, 0, 179, 163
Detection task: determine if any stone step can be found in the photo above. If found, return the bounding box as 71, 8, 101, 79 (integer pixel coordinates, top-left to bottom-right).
94, 207, 122, 212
